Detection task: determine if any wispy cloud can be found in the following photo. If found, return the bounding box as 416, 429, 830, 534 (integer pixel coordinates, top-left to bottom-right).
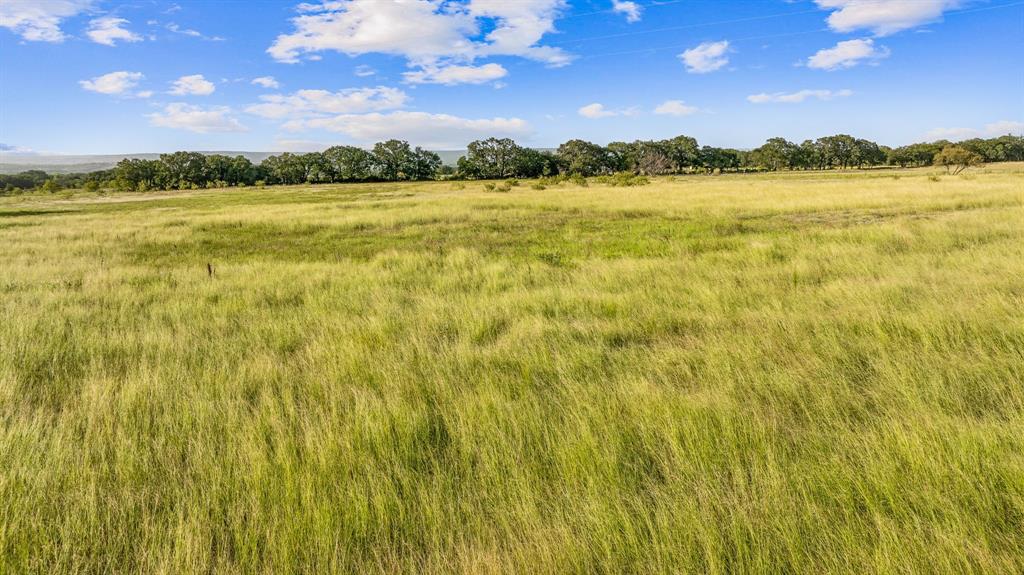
747, 89, 853, 104
86, 17, 143, 46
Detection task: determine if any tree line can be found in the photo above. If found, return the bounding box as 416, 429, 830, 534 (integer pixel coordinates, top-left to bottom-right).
2, 133, 1021, 193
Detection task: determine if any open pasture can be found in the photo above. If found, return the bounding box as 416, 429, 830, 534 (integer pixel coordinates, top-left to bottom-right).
1, 165, 1023, 573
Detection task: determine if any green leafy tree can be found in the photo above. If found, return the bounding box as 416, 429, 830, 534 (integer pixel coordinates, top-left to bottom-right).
159, 151, 207, 189
663, 135, 700, 171
461, 138, 523, 179
260, 153, 307, 185
934, 145, 983, 174
408, 147, 442, 180
323, 146, 374, 182
372, 139, 413, 181
556, 139, 610, 176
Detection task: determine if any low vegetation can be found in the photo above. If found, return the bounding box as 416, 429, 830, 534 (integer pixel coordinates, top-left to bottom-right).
2, 164, 1022, 572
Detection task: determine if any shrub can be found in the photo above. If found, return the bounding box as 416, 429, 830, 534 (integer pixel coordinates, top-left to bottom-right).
483, 183, 496, 192
531, 183, 546, 191
451, 182, 466, 190
569, 174, 588, 187
504, 179, 520, 187
594, 172, 651, 187
538, 175, 567, 186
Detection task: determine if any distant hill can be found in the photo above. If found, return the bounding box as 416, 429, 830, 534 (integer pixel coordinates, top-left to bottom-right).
0, 149, 475, 174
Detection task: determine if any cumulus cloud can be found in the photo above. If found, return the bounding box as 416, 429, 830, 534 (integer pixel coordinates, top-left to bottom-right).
252, 76, 281, 89
403, 63, 507, 85
86, 16, 142, 46
612, 0, 642, 23
267, 0, 572, 82
79, 71, 144, 95
245, 86, 408, 119
297, 111, 531, 148
147, 103, 247, 133
654, 100, 698, 116
926, 120, 1024, 141
354, 65, 376, 77
0, 0, 92, 42
578, 103, 638, 118
815, 0, 960, 36
747, 89, 853, 104
807, 38, 889, 70
169, 74, 216, 95
679, 40, 730, 74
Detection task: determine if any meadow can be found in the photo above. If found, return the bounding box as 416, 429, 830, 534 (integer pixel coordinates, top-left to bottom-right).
1, 164, 1022, 573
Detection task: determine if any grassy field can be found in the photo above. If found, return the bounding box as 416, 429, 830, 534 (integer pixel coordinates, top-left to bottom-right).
2, 164, 1023, 573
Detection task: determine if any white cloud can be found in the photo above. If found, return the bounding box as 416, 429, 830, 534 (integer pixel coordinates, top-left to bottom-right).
747, 89, 853, 104
807, 38, 889, 70
79, 71, 144, 95
86, 16, 142, 46
169, 74, 216, 96
296, 111, 531, 148
612, 0, 642, 23
147, 103, 247, 133
267, 0, 572, 77
252, 76, 281, 89
166, 22, 224, 41
654, 100, 698, 116
167, 22, 200, 36
926, 120, 1024, 141
136, 90, 153, 98
578, 103, 613, 118
578, 103, 638, 119
274, 138, 334, 152
815, 0, 960, 36
403, 63, 507, 85
679, 40, 730, 74
246, 86, 408, 119
0, 0, 91, 42
354, 65, 376, 77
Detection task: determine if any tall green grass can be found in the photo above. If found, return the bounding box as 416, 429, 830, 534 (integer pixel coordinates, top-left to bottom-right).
2, 165, 1023, 573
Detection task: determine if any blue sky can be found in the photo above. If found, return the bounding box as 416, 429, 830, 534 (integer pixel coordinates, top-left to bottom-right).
1, 0, 1021, 154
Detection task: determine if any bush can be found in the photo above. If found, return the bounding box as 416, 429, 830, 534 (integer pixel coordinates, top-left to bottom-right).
569, 174, 588, 187
594, 172, 651, 187
538, 175, 567, 186
83, 181, 101, 193
503, 179, 520, 187
483, 183, 496, 192
530, 183, 546, 191
451, 182, 466, 190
